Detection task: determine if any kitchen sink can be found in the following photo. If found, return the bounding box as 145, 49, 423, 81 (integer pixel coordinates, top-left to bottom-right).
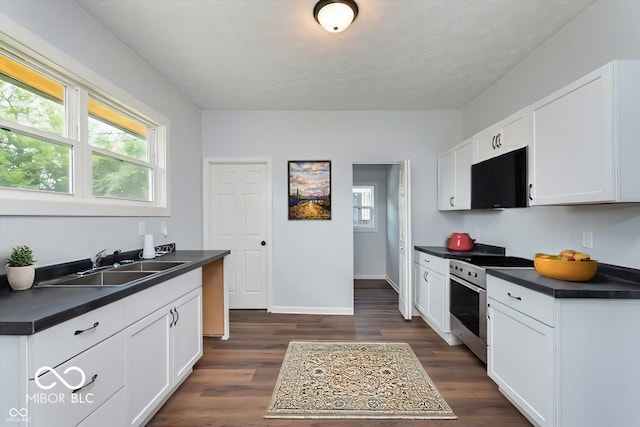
36, 271, 155, 287
111, 261, 187, 272
34, 260, 188, 288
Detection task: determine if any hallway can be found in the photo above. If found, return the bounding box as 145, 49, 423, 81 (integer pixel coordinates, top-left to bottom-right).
150, 280, 529, 426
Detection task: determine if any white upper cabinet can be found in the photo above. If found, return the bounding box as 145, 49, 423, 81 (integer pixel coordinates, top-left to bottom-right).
529, 61, 640, 205
472, 107, 531, 164
438, 139, 471, 210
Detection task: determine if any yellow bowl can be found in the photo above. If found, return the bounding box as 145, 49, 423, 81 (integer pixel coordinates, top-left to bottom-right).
534, 256, 598, 282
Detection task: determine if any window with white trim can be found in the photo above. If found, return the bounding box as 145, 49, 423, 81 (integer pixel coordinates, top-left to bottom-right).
353, 185, 375, 230
0, 39, 168, 216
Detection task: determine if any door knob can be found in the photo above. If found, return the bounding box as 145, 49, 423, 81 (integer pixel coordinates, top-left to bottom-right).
261, 241, 266, 246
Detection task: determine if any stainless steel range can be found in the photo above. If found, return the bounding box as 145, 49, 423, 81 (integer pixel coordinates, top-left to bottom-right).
449, 256, 533, 363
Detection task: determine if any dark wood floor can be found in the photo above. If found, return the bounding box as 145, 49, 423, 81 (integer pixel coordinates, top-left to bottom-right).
149, 280, 530, 426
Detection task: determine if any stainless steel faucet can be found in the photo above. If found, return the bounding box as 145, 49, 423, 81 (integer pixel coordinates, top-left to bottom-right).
112, 250, 121, 268
92, 249, 107, 269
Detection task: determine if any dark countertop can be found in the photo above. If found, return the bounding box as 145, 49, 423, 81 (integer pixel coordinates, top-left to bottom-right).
415, 243, 505, 258
487, 267, 640, 299
0, 250, 229, 335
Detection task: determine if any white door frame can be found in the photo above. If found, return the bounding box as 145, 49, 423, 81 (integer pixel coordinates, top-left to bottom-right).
398, 159, 413, 320
352, 160, 413, 319
202, 157, 273, 312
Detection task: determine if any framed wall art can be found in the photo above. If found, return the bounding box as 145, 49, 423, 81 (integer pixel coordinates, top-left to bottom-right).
288, 160, 331, 220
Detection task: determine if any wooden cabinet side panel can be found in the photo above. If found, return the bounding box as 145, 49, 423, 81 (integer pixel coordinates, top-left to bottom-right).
202, 260, 224, 336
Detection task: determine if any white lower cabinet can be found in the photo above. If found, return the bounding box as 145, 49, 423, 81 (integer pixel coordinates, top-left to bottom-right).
172, 290, 203, 384
488, 298, 553, 426
0, 267, 204, 427
414, 251, 458, 345
27, 331, 126, 427
77, 388, 126, 427
488, 276, 555, 426
425, 269, 445, 332
487, 275, 640, 426
126, 287, 203, 426
125, 305, 172, 426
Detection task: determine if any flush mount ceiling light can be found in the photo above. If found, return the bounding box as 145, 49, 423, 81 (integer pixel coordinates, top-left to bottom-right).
313, 0, 359, 33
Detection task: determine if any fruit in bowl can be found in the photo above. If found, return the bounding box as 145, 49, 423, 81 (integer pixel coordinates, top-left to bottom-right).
534, 250, 598, 281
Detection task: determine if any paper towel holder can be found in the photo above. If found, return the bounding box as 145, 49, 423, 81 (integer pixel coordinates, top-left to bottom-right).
142, 234, 155, 259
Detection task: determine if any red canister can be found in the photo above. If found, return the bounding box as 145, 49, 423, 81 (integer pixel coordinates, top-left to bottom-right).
447, 233, 474, 251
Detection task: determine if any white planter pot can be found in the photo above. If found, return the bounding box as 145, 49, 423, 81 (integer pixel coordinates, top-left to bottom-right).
6, 265, 35, 291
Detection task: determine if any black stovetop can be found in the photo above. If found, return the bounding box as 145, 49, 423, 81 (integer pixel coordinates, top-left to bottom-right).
454, 255, 533, 268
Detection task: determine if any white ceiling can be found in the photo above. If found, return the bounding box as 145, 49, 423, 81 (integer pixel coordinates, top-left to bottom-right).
76, 0, 595, 110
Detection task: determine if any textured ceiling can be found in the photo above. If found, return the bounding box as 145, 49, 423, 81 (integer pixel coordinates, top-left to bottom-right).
76, 0, 595, 110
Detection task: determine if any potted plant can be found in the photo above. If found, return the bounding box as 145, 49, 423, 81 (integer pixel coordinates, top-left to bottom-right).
6, 245, 36, 291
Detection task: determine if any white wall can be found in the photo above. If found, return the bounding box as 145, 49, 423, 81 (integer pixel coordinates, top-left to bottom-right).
386, 164, 400, 287
0, 1, 203, 271
202, 110, 461, 311
353, 164, 388, 279
457, 0, 640, 268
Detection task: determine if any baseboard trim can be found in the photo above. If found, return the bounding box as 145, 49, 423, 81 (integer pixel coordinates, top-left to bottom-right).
270, 306, 354, 315
385, 275, 399, 292
353, 275, 386, 280
415, 311, 462, 346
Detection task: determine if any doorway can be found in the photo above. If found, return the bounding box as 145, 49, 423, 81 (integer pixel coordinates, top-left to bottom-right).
352, 161, 412, 319
203, 158, 272, 310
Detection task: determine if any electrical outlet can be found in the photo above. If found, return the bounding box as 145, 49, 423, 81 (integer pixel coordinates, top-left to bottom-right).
138, 221, 146, 236
161, 221, 168, 237
474, 225, 480, 240
582, 231, 593, 249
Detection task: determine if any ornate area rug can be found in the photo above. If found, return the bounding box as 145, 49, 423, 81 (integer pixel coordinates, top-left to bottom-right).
265, 341, 456, 419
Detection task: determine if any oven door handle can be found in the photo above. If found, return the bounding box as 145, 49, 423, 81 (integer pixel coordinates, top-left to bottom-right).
450, 276, 481, 293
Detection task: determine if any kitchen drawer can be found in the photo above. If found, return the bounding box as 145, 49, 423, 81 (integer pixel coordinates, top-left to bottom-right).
487, 276, 555, 327
77, 387, 126, 427
415, 251, 447, 274
29, 300, 125, 373
124, 268, 201, 325
28, 331, 125, 427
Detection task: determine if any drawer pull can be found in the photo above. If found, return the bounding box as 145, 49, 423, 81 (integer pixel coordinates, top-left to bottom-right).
73, 374, 98, 394
507, 292, 522, 301
74, 322, 99, 335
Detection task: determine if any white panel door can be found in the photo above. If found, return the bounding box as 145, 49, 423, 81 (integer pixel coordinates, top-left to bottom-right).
398, 160, 412, 320
210, 163, 268, 309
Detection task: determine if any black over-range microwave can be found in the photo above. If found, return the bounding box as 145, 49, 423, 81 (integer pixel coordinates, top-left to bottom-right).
471, 146, 528, 209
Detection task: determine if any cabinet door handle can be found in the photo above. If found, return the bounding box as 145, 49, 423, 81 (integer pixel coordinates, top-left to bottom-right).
74, 322, 99, 335
73, 374, 98, 393
169, 308, 176, 327
528, 183, 533, 201
423, 271, 429, 282
449, 196, 454, 206
491, 135, 496, 149
174, 307, 179, 326
507, 292, 522, 301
